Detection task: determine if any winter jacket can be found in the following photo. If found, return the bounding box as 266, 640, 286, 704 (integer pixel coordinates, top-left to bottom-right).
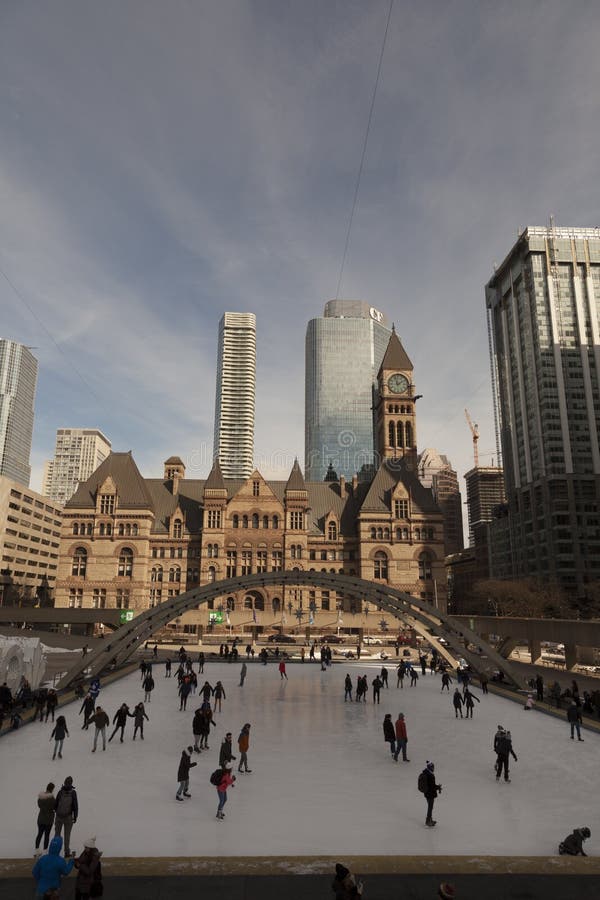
80, 697, 95, 716
32, 835, 74, 893
464, 691, 479, 707
422, 768, 440, 800
567, 705, 582, 724
74, 847, 101, 892
46, 691, 58, 711
113, 706, 131, 725
192, 711, 203, 735
493, 729, 505, 751
51, 721, 69, 740
142, 676, 155, 691
217, 771, 235, 793
372, 677, 383, 692
331, 865, 362, 899
177, 750, 197, 781
55, 785, 79, 821
383, 718, 395, 742
219, 739, 236, 767
496, 735, 517, 760
453, 692, 463, 708
133, 706, 149, 725
37, 791, 55, 827
90, 709, 109, 729
561, 829, 587, 855
395, 717, 407, 740
214, 683, 226, 698
238, 726, 250, 753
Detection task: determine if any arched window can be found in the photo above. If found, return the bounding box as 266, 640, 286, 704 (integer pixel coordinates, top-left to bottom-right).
242, 515, 249, 529
377, 527, 383, 540
370, 527, 376, 539
86, 523, 93, 536
71, 547, 87, 577
226, 597, 235, 611
414, 528, 421, 540
328, 522, 337, 541
252, 514, 259, 529
428, 528, 435, 540
244, 595, 253, 609
388, 421, 396, 448
99, 523, 106, 536
106, 523, 112, 536
207, 566, 216, 582
373, 551, 388, 580
125, 523, 131, 536
272, 515, 279, 529
173, 519, 182, 539
118, 547, 134, 577
72, 523, 79, 535
272, 597, 281, 613
118, 523, 125, 536
132, 523, 138, 536
254, 595, 264, 611
169, 566, 181, 582
418, 552, 433, 580
383, 527, 390, 540
403, 527, 409, 540
262, 515, 269, 528
396, 527, 402, 540
193, 568, 199, 581
151, 566, 163, 582
405, 422, 413, 448
233, 515, 239, 529
396, 421, 404, 447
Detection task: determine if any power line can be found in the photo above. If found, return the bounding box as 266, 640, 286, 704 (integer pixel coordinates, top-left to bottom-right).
335, 0, 395, 300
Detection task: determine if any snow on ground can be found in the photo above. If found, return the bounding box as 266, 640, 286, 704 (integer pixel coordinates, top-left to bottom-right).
1, 660, 596, 858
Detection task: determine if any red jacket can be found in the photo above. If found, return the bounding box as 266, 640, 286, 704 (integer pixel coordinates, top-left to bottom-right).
217, 772, 235, 793
395, 717, 407, 740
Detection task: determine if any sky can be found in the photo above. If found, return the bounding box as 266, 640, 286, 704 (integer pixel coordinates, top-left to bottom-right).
2, 1, 600, 499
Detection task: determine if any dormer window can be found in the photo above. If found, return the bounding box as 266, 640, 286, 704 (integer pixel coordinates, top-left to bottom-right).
253, 480, 260, 497
327, 521, 337, 541
173, 519, 183, 539
100, 494, 115, 515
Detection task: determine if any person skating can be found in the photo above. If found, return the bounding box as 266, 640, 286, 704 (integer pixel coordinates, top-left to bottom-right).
142, 672, 155, 703
567, 700, 584, 741
89, 706, 109, 752
50, 716, 69, 759
165, 658, 172, 677
360, 675, 368, 701
239, 662, 247, 687
73, 836, 102, 899
396, 660, 406, 689
219, 732, 237, 768
192, 708, 204, 753
139, 659, 147, 680
331, 862, 363, 899
479, 672, 489, 695
410, 667, 419, 687
420, 654, 427, 676
238, 722, 252, 772
176, 746, 197, 800
79, 695, 95, 731
108, 703, 131, 743
45, 689, 58, 723
383, 713, 396, 758
54, 776, 78, 857
452, 689, 464, 719
35, 783, 55, 853
381, 666, 389, 688
179, 675, 193, 711
559, 826, 591, 856
394, 712, 410, 762
279, 660, 288, 680
215, 762, 236, 819
198, 651, 205, 673
200, 681, 214, 704
132, 702, 149, 740
344, 674, 353, 702
213, 680, 226, 712
464, 689, 480, 718
32, 836, 74, 898
372, 675, 383, 704
535, 673, 544, 703
495, 730, 517, 782
33, 688, 48, 723
420, 760, 442, 826
198, 704, 215, 749
441, 672, 452, 692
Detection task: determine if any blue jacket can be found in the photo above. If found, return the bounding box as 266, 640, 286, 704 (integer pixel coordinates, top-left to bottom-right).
32, 836, 74, 893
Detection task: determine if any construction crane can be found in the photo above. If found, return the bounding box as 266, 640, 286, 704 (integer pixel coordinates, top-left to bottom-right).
465, 409, 479, 467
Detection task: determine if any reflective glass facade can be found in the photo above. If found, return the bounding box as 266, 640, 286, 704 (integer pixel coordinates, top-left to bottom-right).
0, 339, 38, 487
305, 302, 390, 481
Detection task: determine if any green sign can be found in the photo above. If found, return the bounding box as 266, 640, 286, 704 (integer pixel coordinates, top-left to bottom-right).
119, 610, 135, 624
209, 611, 223, 624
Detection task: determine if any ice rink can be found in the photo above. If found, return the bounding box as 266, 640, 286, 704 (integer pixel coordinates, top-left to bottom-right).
1, 658, 596, 858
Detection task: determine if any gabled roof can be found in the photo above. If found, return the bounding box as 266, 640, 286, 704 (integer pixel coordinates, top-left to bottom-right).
285, 458, 307, 493
359, 459, 440, 515
378, 327, 413, 374
204, 458, 226, 492
164, 456, 185, 466
66, 452, 155, 509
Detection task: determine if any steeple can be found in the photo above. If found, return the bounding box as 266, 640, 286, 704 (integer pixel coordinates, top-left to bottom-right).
378, 328, 413, 376
285, 458, 307, 494
204, 457, 227, 497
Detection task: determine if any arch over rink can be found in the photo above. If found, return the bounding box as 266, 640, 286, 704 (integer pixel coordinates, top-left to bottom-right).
57, 571, 526, 690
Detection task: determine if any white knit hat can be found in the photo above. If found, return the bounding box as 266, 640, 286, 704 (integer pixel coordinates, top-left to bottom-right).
84, 837, 96, 849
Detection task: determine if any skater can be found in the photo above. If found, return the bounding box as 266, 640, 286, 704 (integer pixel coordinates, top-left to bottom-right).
108, 703, 131, 743
54, 776, 78, 858
142, 672, 155, 703
179, 676, 192, 711
360, 675, 368, 701
165, 658, 172, 677
309, 643, 315, 661
246, 643, 252, 659
176, 746, 197, 800
192, 708, 204, 753
32, 836, 74, 898
396, 661, 406, 689
45, 689, 58, 723
219, 732, 237, 768
381, 666, 389, 688
535, 674, 544, 703
279, 660, 288, 680
35, 783, 55, 853
79, 694, 95, 731
464, 689, 480, 718
355, 675, 363, 702
441, 672, 452, 692
301, 647, 306, 663
410, 667, 419, 687
238, 722, 252, 772
50, 716, 69, 759
33, 688, 47, 722
198, 651, 205, 673
420, 760, 442, 826
88, 677, 101, 703
139, 660, 147, 680
153, 643, 158, 658
89, 706, 109, 752
73, 836, 102, 899
199, 704, 215, 749
523, 693, 534, 710
372, 675, 383, 704
420, 654, 427, 676
394, 712, 409, 762
480, 672, 489, 695
452, 689, 464, 718
132, 702, 149, 740
495, 730, 517, 782
559, 826, 591, 856
331, 862, 363, 899
215, 762, 236, 819
344, 674, 353, 702
239, 662, 247, 686
567, 701, 584, 741
383, 713, 396, 758
213, 681, 226, 712
201, 681, 214, 704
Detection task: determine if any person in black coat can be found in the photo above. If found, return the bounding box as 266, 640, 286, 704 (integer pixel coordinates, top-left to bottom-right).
441, 672, 452, 692
382, 714, 396, 758
567, 701, 584, 741
79, 695, 95, 730
142, 674, 155, 703
464, 689, 480, 718
108, 704, 132, 743
495, 730, 517, 782
176, 747, 197, 800
422, 761, 442, 826
219, 733, 237, 768
452, 689, 464, 718
372, 676, 383, 704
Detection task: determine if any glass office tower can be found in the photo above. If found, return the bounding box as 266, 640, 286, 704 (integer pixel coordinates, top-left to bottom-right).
0, 339, 38, 486
305, 300, 390, 481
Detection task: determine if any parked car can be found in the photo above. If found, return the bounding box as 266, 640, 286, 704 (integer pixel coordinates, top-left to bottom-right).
319, 634, 346, 644
362, 635, 383, 645
267, 634, 296, 644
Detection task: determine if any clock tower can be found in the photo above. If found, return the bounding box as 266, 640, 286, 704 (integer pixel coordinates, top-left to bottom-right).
375, 327, 418, 469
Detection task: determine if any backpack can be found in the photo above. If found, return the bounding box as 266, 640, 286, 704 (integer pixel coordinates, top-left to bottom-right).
417, 771, 427, 794
209, 768, 223, 786
56, 789, 73, 818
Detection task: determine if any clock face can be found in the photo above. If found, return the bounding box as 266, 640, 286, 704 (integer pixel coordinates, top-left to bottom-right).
387, 374, 409, 394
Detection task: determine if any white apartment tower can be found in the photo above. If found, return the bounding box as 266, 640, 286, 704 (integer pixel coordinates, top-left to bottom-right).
43, 428, 112, 504
0, 339, 38, 487
213, 312, 256, 479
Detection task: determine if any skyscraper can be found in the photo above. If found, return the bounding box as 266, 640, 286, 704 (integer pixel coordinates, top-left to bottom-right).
213, 312, 256, 479
0, 339, 38, 486
42, 428, 112, 504
486, 225, 600, 597
417, 448, 464, 555
305, 300, 390, 481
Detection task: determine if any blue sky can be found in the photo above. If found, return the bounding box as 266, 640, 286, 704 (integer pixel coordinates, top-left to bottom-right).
1, 1, 600, 498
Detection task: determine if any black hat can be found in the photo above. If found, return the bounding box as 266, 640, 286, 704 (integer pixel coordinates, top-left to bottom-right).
335, 864, 349, 879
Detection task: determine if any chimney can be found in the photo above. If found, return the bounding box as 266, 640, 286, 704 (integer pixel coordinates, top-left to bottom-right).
352, 474, 358, 493
339, 475, 346, 494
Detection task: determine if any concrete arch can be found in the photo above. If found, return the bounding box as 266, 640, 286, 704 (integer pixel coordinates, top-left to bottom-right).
56, 571, 525, 690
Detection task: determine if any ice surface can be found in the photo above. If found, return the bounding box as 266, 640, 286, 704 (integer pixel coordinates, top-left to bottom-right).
2, 660, 596, 858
